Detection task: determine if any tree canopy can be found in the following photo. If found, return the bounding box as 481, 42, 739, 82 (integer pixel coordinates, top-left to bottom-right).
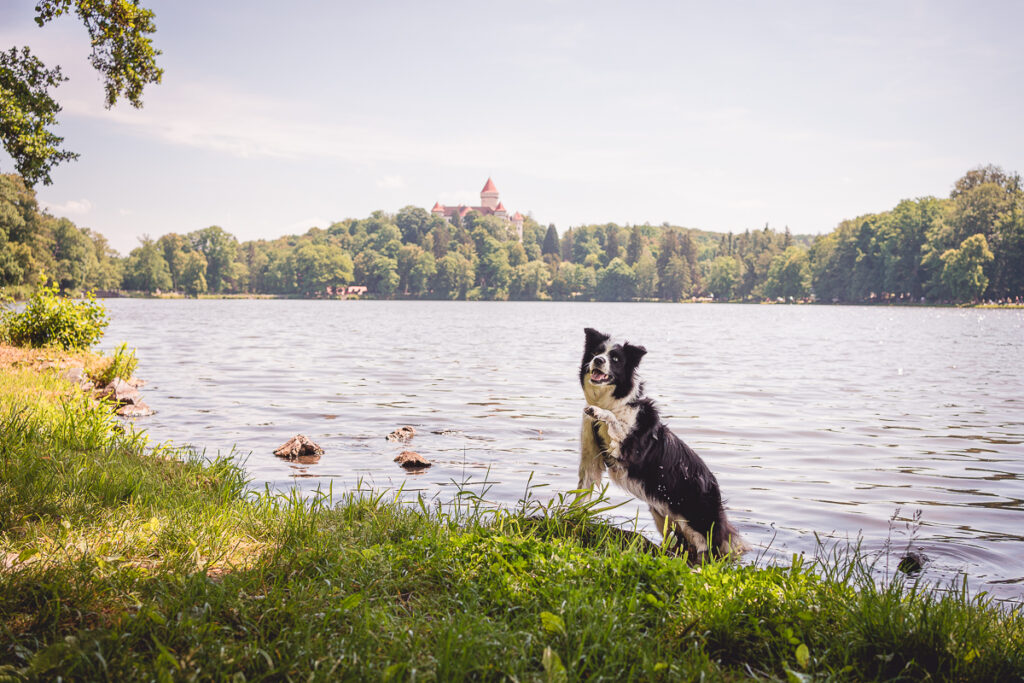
0, 0, 163, 186
1, 166, 1021, 304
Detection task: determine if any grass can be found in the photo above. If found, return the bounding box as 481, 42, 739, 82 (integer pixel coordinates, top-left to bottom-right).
1, 354, 1022, 681
93, 343, 138, 386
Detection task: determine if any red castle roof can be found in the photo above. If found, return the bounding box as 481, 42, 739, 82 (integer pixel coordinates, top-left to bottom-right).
481, 177, 498, 193
431, 202, 444, 212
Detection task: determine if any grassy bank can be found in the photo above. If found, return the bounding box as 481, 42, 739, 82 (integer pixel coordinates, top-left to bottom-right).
1, 349, 1022, 681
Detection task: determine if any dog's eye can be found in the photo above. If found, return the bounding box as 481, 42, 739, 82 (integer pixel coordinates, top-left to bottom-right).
610, 353, 620, 362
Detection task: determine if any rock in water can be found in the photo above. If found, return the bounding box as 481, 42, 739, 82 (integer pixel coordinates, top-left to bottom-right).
117, 401, 155, 417
99, 377, 142, 405
386, 426, 416, 443
274, 434, 324, 460
898, 551, 928, 574
394, 450, 431, 469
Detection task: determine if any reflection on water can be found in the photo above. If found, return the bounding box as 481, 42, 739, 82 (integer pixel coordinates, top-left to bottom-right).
100, 300, 1024, 601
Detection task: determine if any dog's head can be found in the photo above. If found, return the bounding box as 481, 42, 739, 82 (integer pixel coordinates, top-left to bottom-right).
580, 327, 647, 404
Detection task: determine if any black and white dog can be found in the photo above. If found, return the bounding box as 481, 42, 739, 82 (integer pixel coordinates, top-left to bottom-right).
578, 327, 747, 558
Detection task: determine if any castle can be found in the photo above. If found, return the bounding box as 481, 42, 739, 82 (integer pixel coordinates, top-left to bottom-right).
431, 177, 524, 240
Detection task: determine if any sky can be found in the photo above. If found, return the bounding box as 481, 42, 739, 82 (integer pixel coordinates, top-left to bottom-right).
2, 0, 1023, 254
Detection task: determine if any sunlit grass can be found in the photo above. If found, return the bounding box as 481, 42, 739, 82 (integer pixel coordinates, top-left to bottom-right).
1, 361, 1022, 681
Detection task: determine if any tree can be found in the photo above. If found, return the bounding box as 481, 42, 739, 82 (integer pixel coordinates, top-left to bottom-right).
180, 250, 207, 297
158, 233, 190, 290
549, 262, 593, 300
396, 244, 422, 294
940, 233, 994, 302
0, 48, 78, 187
354, 250, 398, 297
596, 258, 636, 301
604, 224, 621, 265
1, 1, 163, 186
707, 256, 742, 301
510, 261, 547, 300
434, 252, 474, 300
189, 226, 238, 293
633, 248, 659, 298
292, 242, 353, 297
660, 255, 692, 301
542, 224, 560, 256
81, 227, 122, 290
477, 241, 511, 299
50, 216, 96, 292
505, 240, 527, 268
626, 226, 644, 265
560, 228, 575, 262
408, 250, 436, 297
764, 246, 811, 300
122, 236, 171, 292
396, 206, 431, 245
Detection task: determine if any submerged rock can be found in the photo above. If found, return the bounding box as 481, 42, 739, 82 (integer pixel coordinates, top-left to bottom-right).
386, 426, 416, 443
274, 434, 324, 460
898, 551, 928, 574
394, 450, 431, 469
117, 401, 155, 418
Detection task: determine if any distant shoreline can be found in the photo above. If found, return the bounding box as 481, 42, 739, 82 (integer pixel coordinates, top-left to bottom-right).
85, 292, 1024, 309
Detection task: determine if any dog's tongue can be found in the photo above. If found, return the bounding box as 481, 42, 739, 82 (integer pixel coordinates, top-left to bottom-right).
592, 371, 609, 382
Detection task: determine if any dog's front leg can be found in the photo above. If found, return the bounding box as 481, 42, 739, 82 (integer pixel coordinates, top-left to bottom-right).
577, 415, 604, 499
583, 406, 630, 443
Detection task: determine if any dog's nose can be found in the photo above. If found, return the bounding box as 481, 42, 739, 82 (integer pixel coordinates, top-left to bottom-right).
592, 356, 605, 367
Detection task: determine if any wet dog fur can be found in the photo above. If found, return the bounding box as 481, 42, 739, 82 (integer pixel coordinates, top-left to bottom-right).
578, 327, 747, 558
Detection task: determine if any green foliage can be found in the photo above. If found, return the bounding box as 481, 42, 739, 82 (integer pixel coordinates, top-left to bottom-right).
122, 236, 172, 292
542, 224, 560, 256
434, 251, 474, 299
0, 274, 107, 349
940, 233, 994, 302
2, 2, 162, 186
707, 255, 742, 300
0, 47, 79, 187
596, 257, 636, 301
765, 246, 811, 300
95, 342, 138, 385
189, 226, 238, 293
179, 250, 207, 297
292, 242, 352, 297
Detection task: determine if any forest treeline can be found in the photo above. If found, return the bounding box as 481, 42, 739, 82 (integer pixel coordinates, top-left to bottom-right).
1, 166, 1022, 303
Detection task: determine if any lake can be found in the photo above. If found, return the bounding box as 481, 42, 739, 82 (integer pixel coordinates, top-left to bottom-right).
99, 299, 1024, 601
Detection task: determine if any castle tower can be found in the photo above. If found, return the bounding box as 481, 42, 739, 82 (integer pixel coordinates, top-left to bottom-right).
480, 177, 499, 210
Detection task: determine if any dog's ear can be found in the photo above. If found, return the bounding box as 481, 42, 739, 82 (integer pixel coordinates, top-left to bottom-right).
583, 327, 609, 352
623, 342, 647, 367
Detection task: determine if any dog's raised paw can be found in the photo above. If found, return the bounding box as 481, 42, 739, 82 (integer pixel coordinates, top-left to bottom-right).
583, 405, 600, 420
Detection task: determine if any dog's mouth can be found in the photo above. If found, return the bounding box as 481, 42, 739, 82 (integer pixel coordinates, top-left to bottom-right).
590, 370, 611, 384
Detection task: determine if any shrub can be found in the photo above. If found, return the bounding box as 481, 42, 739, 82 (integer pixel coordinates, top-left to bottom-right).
0, 275, 108, 350
96, 343, 138, 384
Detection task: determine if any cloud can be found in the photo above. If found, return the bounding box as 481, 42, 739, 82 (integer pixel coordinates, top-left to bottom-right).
42, 198, 93, 216
376, 175, 406, 189
53, 79, 667, 185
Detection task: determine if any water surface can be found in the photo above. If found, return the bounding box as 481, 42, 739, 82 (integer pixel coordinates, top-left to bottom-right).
100, 300, 1024, 601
